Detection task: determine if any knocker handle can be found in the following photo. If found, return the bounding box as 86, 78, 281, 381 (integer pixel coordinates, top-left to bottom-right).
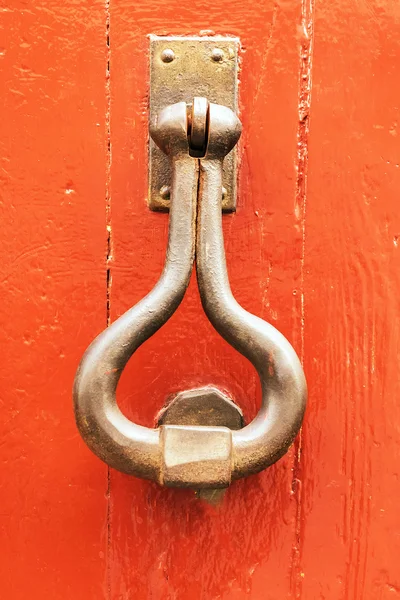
197, 153, 306, 478
73, 98, 307, 489
73, 102, 198, 480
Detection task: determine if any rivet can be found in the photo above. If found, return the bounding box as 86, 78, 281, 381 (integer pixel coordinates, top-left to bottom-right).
222, 187, 227, 199
159, 185, 171, 200
211, 48, 224, 62
161, 49, 175, 63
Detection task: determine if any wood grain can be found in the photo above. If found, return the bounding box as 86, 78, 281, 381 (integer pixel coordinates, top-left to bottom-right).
300, 1, 400, 598
0, 2, 108, 598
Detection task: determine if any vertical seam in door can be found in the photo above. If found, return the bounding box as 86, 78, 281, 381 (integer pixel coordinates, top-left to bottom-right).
290, 0, 314, 596
105, 1, 112, 598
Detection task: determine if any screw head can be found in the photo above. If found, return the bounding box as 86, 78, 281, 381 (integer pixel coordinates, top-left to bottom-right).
161, 48, 175, 63
211, 48, 224, 62
159, 185, 170, 200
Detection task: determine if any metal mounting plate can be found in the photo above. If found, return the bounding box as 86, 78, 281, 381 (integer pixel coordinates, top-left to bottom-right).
148, 35, 240, 212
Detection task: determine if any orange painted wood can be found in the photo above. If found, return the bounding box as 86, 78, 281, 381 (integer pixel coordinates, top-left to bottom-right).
2, 0, 400, 598
0, 2, 108, 598
300, 1, 400, 598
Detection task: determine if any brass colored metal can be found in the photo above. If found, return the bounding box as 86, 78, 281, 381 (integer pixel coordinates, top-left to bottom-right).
197, 143, 307, 479
73, 97, 307, 491
149, 35, 239, 211
161, 425, 232, 488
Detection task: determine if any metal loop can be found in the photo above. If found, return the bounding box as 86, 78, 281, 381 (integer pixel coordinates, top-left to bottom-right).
73, 103, 198, 480
73, 99, 307, 487
196, 157, 307, 480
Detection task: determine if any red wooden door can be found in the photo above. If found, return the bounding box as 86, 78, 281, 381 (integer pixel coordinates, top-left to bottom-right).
2, 1, 399, 598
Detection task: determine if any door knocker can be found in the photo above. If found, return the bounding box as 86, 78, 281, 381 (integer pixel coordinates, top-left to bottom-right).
73, 94, 307, 491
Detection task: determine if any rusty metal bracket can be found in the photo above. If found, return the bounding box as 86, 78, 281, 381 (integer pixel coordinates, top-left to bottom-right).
148, 35, 239, 211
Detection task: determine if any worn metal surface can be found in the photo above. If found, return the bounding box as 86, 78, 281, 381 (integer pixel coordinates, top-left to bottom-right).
197, 157, 306, 478
157, 387, 244, 430
74, 98, 306, 487
161, 425, 233, 488
74, 102, 198, 480
148, 35, 239, 211
157, 387, 244, 502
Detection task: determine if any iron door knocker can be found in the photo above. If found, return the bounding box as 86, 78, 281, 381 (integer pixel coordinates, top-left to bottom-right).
73, 97, 307, 490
